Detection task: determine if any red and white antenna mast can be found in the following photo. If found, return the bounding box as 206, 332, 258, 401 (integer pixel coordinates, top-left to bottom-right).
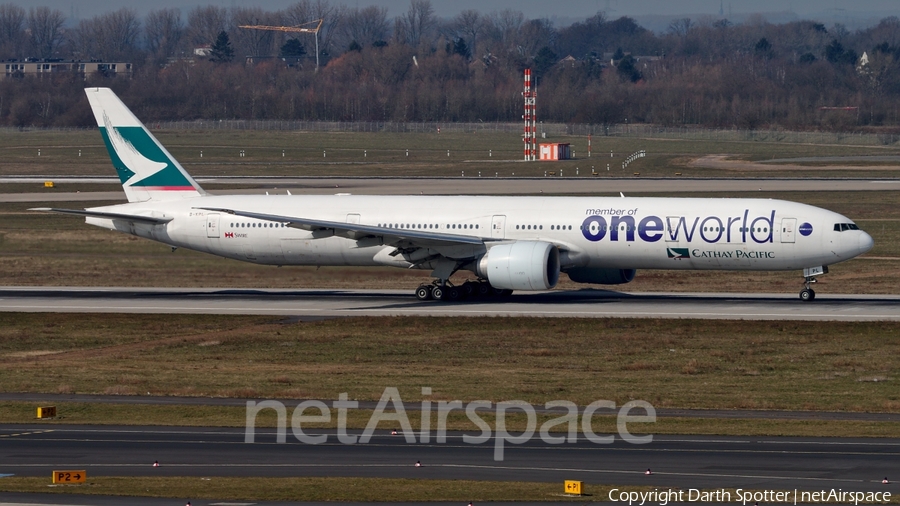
523, 68, 536, 161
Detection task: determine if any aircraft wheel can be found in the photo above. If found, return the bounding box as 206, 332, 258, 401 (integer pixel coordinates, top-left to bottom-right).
476, 281, 492, 297
431, 286, 444, 300
415, 285, 433, 301
799, 288, 815, 302
444, 286, 462, 301
461, 281, 477, 297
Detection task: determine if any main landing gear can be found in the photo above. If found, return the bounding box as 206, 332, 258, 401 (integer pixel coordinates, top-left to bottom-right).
799, 266, 828, 302
415, 280, 513, 302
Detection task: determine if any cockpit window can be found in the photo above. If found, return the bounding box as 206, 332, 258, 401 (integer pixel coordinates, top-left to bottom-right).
833, 223, 860, 232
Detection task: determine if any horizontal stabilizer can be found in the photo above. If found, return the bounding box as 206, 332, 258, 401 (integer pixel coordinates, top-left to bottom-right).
30, 207, 173, 225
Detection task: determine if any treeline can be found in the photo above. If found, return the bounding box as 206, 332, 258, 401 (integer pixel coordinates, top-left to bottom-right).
4, 1, 900, 130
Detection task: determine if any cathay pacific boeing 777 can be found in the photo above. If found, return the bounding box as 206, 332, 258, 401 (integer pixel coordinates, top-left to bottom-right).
34, 88, 874, 302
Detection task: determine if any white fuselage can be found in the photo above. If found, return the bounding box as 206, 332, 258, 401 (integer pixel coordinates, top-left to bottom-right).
84, 194, 872, 274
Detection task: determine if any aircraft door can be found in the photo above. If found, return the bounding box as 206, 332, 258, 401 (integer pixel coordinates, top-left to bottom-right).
346, 213, 361, 224
206, 213, 220, 238
781, 218, 797, 243
491, 215, 506, 239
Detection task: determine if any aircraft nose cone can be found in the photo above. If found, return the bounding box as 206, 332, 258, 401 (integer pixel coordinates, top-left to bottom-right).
858, 232, 874, 254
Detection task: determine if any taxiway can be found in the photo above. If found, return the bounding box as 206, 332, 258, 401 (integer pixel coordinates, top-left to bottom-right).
1, 176, 899, 203
1, 424, 897, 493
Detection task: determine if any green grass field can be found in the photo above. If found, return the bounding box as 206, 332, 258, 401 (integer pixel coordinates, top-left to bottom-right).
3, 129, 900, 179
2, 401, 898, 439
0, 476, 616, 503
2, 314, 898, 412
2, 476, 896, 504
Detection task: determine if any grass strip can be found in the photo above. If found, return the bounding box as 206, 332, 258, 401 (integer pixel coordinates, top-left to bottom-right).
1, 477, 897, 503
2, 315, 899, 412
0, 476, 593, 502
3, 129, 899, 179
1, 403, 898, 438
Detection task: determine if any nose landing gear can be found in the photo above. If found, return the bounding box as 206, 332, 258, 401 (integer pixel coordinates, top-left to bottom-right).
799, 282, 816, 302
799, 266, 828, 302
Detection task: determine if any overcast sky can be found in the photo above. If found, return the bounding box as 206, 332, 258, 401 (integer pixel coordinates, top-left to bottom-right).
18, 0, 900, 27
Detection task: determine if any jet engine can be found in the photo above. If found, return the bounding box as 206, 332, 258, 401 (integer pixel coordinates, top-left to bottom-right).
564, 267, 636, 285
476, 241, 560, 291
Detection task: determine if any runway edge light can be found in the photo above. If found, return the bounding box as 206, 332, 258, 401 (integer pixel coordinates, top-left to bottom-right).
52, 470, 86, 484
36, 406, 56, 419
564, 480, 583, 496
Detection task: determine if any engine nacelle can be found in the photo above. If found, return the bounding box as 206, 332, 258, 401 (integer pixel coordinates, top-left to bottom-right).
476, 241, 560, 291
565, 267, 636, 285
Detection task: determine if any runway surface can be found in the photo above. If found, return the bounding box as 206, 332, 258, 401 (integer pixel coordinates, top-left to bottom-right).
1, 424, 897, 494
1, 177, 899, 203
1, 286, 898, 321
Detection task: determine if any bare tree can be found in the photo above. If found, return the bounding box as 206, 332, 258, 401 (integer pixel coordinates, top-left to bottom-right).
282, 0, 344, 59
145, 8, 184, 61
341, 5, 388, 49
0, 3, 25, 59
187, 5, 228, 48
27, 6, 65, 59
103, 8, 141, 61
396, 0, 436, 48
230, 6, 277, 57
489, 9, 524, 49
516, 18, 556, 59
70, 9, 140, 62
866, 16, 900, 48
69, 17, 98, 60
455, 9, 484, 60
668, 18, 695, 37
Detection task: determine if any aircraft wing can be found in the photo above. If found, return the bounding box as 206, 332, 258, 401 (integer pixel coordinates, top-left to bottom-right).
30, 207, 173, 225
196, 207, 487, 249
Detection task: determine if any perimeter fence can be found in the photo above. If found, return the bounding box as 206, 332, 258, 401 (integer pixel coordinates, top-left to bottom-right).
153, 121, 900, 147
5, 121, 900, 147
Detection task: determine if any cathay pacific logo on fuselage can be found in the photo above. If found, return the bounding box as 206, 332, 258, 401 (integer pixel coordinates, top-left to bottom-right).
581, 210, 777, 244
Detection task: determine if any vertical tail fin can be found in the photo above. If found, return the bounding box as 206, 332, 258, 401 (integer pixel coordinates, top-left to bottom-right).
85, 87, 205, 203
